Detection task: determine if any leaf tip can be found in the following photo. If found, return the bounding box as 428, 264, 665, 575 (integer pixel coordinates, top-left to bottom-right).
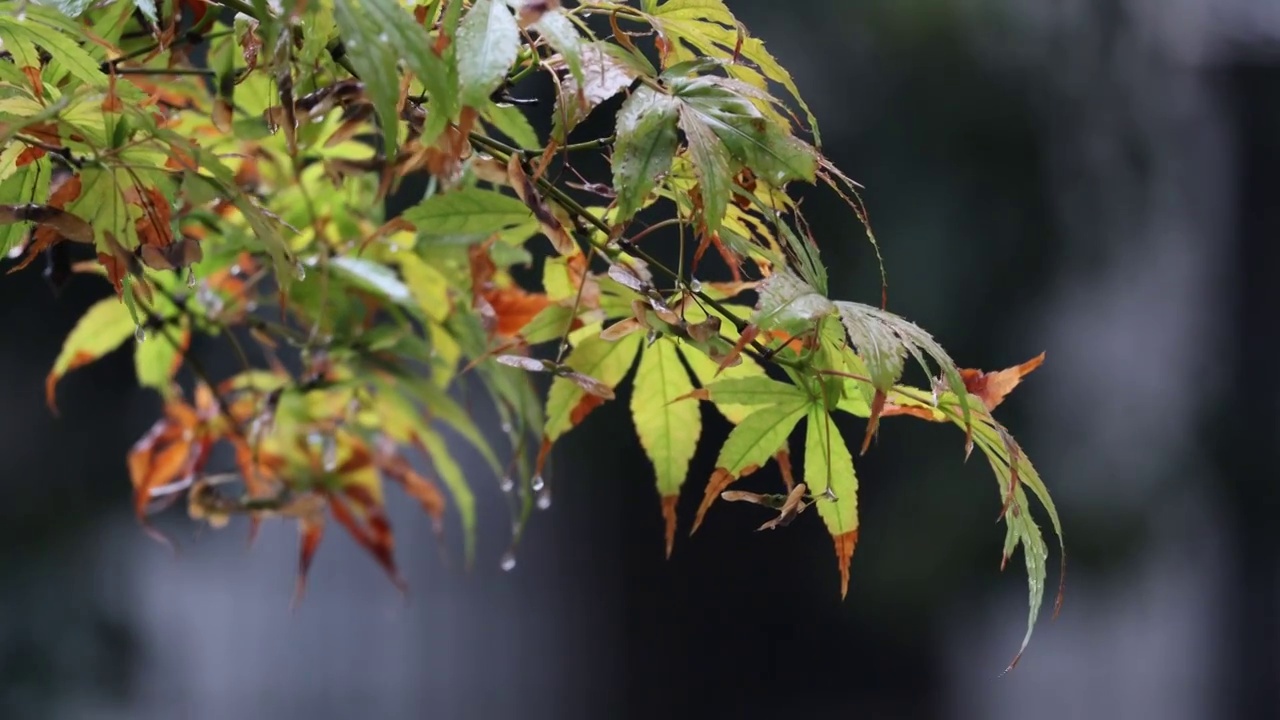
45, 373, 61, 415
1053, 553, 1067, 620
691, 468, 735, 536
661, 494, 679, 558
833, 529, 858, 600
859, 390, 886, 456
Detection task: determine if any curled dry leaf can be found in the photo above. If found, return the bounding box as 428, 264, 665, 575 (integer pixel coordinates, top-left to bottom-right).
507, 154, 576, 255
959, 352, 1046, 412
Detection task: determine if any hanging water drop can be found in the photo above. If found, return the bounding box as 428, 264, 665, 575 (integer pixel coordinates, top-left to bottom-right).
689, 278, 702, 292
377, 32, 390, 43
499, 476, 515, 493
134, 324, 146, 343
229, 263, 244, 277
294, 262, 307, 281
500, 421, 513, 434
530, 474, 545, 493
186, 267, 197, 288
500, 551, 517, 572
536, 487, 552, 510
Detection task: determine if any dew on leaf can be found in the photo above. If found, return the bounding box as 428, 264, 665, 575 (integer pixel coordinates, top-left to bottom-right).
689, 278, 702, 292
294, 262, 307, 281
186, 267, 197, 288
134, 325, 146, 343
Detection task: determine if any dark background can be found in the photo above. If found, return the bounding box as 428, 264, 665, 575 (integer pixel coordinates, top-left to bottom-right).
3, 0, 1279, 718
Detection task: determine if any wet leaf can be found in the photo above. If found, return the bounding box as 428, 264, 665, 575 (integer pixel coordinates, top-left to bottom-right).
335, 0, 403, 159
456, 0, 520, 110
670, 75, 817, 189
530, 8, 583, 86
676, 104, 732, 232
357, 0, 458, 127
641, 0, 822, 144
612, 86, 680, 225
551, 41, 640, 142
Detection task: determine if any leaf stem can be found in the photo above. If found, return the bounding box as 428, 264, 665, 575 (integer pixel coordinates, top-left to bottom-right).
213, 0, 258, 18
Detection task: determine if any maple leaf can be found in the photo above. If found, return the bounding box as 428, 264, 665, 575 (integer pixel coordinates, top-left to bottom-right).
45, 295, 137, 413
690, 400, 808, 534
550, 42, 643, 142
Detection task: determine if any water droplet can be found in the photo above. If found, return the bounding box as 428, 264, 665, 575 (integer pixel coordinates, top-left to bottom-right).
14, 8, 26, 21
294, 263, 307, 281
7, 242, 24, 259
186, 267, 197, 288
244, 300, 259, 312
500, 421, 513, 434
530, 474, 545, 492
134, 325, 146, 343
347, 39, 359, 49
499, 476, 515, 493
689, 278, 702, 292
377, 32, 390, 43
229, 263, 244, 278
322, 434, 338, 472
536, 487, 552, 510
645, 329, 659, 346
500, 551, 517, 572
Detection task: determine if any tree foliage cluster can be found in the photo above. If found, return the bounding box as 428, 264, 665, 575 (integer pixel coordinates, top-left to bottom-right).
0, 0, 1061, 668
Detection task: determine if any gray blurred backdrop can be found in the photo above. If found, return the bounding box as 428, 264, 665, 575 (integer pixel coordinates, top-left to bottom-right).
4, 0, 1280, 718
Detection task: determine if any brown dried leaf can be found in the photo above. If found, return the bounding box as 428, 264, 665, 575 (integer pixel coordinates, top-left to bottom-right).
959, 352, 1046, 412
507, 153, 575, 255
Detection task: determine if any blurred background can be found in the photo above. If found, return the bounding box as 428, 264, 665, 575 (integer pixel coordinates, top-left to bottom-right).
4, 0, 1280, 717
